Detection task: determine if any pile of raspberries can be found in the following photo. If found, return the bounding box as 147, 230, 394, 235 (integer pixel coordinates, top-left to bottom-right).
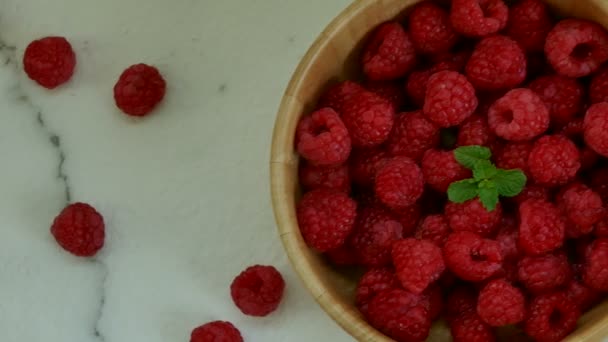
295, 0, 608, 341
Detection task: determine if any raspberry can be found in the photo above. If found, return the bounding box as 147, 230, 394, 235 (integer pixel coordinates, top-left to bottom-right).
365, 81, 406, 110
557, 182, 604, 237
477, 279, 526, 326
296, 189, 357, 252
421, 149, 471, 192
584, 102, 608, 157
349, 148, 388, 187
405, 69, 433, 107
456, 115, 495, 147
113, 63, 166, 116
450, 311, 496, 342
511, 184, 550, 205
518, 252, 572, 294
518, 199, 566, 255
422, 285, 443, 321
590, 67, 608, 104
431, 49, 472, 72
580, 146, 600, 171
190, 321, 243, 342
524, 292, 580, 342
375, 157, 424, 210
350, 205, 404, 266
230, 265, 285, 317
423, 71, 478, 127
355, 268, 401, 315
590, 167, 608, 203
445, 285, 478, 322
392, 238, 445, 294
445, 199, 502, 237
50, 203, 105, 257
23, 36, 76, 89
505, 0, 553, 52
465, 35, 527, 91
341, 90, 395, 147
387, 111, 440, 161
325, 244, 358, 266
488, 88, 549, 141
295, 108, 351, 166
409, 2, 459, 54
298, 162, 350, 193
528, 75, 585, 127
392, 203, 422, 236
583, 238, 608, 291
450, 0, 508, 37
495, 217, 520, 260
495, 142, 533, 177
318, 81, 365, 114
528, 135, 580, 186
415, 214, 451, 247
367, 289, 431, 342
363, 22, 417, 81
545, 19, 608, 77
565, 279, 604, 312
443, 231, 503, 282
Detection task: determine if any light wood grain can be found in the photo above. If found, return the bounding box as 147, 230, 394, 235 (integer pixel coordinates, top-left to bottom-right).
270, 0, 608, 340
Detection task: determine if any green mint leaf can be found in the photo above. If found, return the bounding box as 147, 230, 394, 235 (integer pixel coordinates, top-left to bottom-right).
478, 180, 499, 211
492, 169, 527, 197
473, 160, 498, 181
454, 145, 492, 170
448, 179, 479, 203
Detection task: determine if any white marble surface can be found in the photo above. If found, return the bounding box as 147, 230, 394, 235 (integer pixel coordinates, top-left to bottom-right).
0, 0, 354, 341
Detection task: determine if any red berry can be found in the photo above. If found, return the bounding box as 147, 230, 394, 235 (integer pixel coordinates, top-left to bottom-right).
387, 111, 440, 161
445, 285, 478, 322
528, 75, 585, 127
365, 81, 406, 110
590, 67, 608, 104
363, 22, 417, 81
557, 182, 604, 238
545, 19, 608, 77
495, 217, 520, 260
356, 268, 401, 315
584, 102, 608, 157
392, 204, 422, 236
512, 183, 550, 205
495, 142, 533, 177
590, 166, 608, 203
445, 199, 502, 237
421, 285, 443, 321
230, 265, 285, 317
595, 215, 608, 238
349, 148, 388, 187
456, 114, 495, 147
392, 238, 445, 294
318, 81, 365, 114
113, 63, 166, 116
443, 231, 503, 282
296, 189, 357, 252
421, 149, 471, 192
518, 252, 572, 294
415, 214, 451, 247
583, 238, 608, 291
190, 321, 243, 342
518, 199, 566, 255
524, 292, 580, 342
341, 90, 395, 147
409, 2, 459, 54
405, 69, 433, 107
565, 279, 604, 312
450, 311, 496, 342
488, 88, 549, 141
450, 0, 508, 37
466, 35, 527, 91
23, 36, 76, 89
295, 108, 351, 166
50, 203, 105, 257
350, 205, 404, 266
299, 162, 350, 193
528, 135, 580, 187
325, 244, 359, 266
423, 71, 478, 127
505, 0, 553, 52
375, 157, 424, 210
477, 279, 526, 326
367, 289, 431, 342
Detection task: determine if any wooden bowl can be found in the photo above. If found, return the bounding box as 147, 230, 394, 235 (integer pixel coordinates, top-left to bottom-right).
271, 0, 608, 340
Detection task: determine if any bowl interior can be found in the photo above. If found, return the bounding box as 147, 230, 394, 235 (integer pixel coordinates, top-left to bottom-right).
271, 0, 608, 341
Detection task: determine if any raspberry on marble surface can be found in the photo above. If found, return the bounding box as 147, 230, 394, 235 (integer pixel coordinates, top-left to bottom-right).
113, 63, 166, 116
23, 36, 76, 89
50, 202, 105, 257
190, 321, 243, 342
230, 265, 285, 317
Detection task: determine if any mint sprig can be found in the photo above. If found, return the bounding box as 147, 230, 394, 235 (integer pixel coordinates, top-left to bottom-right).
447, 145, 527, 211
